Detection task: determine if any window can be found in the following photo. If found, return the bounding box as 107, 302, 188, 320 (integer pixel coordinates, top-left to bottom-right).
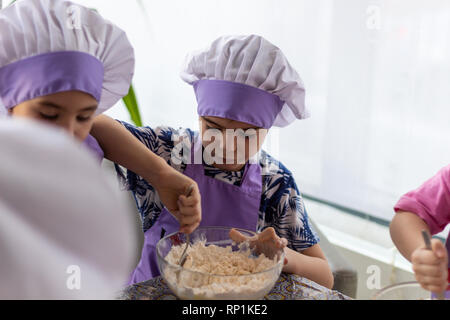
73, 0, 450, 223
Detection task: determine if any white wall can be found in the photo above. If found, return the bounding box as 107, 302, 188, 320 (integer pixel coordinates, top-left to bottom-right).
68, 0, 450, 224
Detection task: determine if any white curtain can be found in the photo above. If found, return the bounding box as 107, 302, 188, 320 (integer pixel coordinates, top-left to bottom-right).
73, 0, 450, 221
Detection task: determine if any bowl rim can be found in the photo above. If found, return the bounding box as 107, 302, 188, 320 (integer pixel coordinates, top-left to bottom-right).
373, 280, 450, 300
372, 281, 427, 300
156, 226, 286, 278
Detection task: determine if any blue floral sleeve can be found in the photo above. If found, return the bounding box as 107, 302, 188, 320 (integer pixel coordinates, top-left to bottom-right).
112, 121, 320, 246
259, 153, 320, 252
112, 121, 185, 231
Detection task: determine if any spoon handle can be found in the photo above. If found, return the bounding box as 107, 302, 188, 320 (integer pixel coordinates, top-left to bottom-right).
178, 185, 195, 266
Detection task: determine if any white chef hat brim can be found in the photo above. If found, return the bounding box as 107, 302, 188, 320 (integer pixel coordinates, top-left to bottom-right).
0, 0, 134, 114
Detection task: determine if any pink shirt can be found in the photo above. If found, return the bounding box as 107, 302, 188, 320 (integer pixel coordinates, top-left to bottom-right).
394, 164, 450, 291
394, 164, 450, 236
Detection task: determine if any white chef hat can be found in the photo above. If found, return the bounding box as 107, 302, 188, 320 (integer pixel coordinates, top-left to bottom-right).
0, 0, 134, 114
180, 34, 309, 128
0, 117, 136, 299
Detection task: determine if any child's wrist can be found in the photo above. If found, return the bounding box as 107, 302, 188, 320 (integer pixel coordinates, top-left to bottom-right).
143, 156, 171, 185
282, 247, 304, 275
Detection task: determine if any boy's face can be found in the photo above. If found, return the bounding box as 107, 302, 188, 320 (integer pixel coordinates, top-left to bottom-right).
199, 116, 268, 171
9, 90, 98, 142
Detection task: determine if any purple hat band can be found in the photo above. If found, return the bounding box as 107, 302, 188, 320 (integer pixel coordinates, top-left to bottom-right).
193, 79, 284, 129
0, 51, 104, 109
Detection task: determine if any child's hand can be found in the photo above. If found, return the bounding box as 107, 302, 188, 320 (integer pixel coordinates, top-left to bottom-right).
411, 239, 448, 294
229, 227, 288, 263
154, 168, 201, 234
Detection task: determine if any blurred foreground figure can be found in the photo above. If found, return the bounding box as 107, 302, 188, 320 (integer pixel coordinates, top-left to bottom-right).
0, 118, 136, 299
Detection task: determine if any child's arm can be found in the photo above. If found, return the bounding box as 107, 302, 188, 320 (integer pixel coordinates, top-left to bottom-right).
284, 244, 334, 289
390, 210, 431, 261
90, 115, 201, 234
390, 211, 448, 293
390, 165, 450, 294
256, 167, 334, 288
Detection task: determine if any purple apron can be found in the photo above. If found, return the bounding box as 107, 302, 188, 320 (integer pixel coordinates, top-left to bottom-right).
446, 238, 450, 297
83, 134, 104, 163
431, 237, 450, 299
128, 136, 262, 284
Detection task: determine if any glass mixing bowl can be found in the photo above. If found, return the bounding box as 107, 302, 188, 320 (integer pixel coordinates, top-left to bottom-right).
156, 226, 285, 300
373, 281, 450, 300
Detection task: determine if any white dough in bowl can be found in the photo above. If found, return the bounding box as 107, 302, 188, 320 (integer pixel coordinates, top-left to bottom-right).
163, 240, 281, 300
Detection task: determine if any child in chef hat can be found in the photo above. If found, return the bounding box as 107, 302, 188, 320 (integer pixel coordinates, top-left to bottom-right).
91, 35, 334, 288
0, 0, 134, 160
0, 0, 201, 235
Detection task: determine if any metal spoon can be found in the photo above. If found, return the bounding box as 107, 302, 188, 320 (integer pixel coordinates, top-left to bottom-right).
421, 229, 445, 300
178, 184, 194, 267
